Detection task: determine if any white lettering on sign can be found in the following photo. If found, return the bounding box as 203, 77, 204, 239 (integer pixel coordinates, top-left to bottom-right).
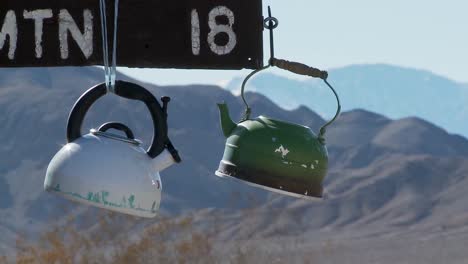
207, 6, 237, 55
191, 9, 200, 56
1, 5, 249, 64
0, 10, 17, 60
23, 9, 53, 58
59, 9, 93, 60
191, 6, 237, 56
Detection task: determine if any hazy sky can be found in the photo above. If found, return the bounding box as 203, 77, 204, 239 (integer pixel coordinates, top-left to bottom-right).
119, 0, 467, 86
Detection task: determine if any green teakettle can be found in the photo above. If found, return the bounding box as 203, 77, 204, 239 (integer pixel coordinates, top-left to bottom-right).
215, 58, 341, 199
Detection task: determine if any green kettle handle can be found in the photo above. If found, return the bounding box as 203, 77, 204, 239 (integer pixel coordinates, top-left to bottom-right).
240, 58, 341, 143
270, 58, 328, 80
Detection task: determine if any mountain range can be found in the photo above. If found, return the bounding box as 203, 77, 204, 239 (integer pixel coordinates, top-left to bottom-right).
226, 64, 468, 138
1, 66, 468, 262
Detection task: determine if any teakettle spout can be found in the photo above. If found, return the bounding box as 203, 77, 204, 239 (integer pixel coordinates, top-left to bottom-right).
217, 103, 237, 137
152, 149, 178, 172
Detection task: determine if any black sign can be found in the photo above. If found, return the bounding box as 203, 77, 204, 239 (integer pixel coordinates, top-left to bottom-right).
0, 0, 263, 69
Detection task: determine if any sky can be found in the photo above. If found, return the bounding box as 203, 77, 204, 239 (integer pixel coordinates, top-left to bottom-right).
119, 0, 468, 86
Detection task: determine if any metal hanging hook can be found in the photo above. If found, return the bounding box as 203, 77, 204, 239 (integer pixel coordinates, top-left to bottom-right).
240, 6, 276, 121
239, 6, 341, 141
264, 6, 278, 62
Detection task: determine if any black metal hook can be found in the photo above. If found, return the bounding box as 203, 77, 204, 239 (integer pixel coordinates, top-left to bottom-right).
264, 6, 278, 63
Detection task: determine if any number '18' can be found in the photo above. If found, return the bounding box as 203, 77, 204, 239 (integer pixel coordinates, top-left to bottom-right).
191, 6, 237, 56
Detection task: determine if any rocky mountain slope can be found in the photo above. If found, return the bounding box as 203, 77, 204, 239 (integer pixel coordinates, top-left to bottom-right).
1, 67, 468, 258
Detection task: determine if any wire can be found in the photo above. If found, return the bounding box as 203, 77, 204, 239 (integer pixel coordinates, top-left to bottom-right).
99, 0, 120, 93
99, 0, 109, 90
318, 79, 341, 143
110, 0, 119, 91
240, 65, 270, 121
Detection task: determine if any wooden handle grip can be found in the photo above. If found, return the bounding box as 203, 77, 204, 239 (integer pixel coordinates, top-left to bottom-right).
271, 58, 328, 80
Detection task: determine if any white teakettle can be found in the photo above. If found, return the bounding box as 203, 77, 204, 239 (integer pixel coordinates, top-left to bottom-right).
44, 81, 181, 218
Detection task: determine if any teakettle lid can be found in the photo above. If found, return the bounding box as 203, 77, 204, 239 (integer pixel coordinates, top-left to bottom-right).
90, 122, 142, 145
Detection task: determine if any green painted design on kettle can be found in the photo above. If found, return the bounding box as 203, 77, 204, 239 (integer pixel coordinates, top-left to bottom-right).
101, 191, 109, 205
128, 195, 135, 208
51, 189, 157, 213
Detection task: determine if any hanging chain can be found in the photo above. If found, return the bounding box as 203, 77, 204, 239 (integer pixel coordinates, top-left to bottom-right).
99, 0, 120, 93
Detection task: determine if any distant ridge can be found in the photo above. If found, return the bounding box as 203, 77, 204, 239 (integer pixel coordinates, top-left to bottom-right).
226, 64, 468, 137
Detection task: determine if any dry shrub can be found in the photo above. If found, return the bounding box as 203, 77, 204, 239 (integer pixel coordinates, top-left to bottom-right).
11, 192, 312, 263
12, 209, 220, 264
